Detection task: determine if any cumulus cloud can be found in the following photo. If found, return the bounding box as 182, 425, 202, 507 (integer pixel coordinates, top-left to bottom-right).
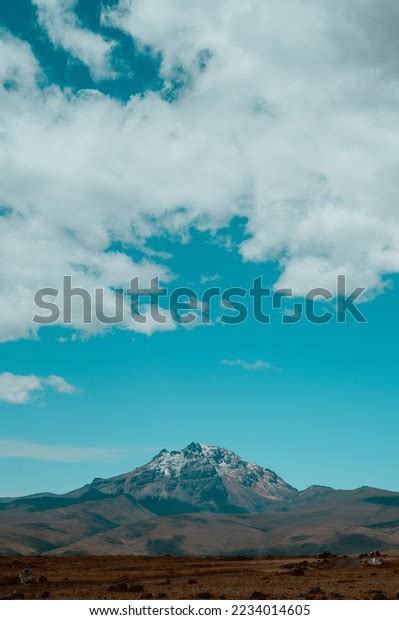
32, 0, 115, 78
1, 2, 399, 342
105, 0, 399, 295
0, 439, 124, 461
0, 372, 79, 404
221, 359, 278, 372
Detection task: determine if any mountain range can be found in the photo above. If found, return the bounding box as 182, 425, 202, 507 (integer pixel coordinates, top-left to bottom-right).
1, 442, 399, 557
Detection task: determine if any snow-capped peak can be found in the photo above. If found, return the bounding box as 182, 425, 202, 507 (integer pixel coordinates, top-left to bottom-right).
89, 442, 298, 514
148, 443, 296, 499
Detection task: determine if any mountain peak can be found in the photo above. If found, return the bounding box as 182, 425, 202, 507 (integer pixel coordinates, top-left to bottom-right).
88, 443, 298, 515
184, 441, 204, 453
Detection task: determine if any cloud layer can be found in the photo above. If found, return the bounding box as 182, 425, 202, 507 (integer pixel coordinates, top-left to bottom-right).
1, 1, 399, 342
0, 439, 123, 461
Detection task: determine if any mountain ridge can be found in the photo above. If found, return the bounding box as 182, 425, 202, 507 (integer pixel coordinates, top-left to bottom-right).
1, 443, 399, 557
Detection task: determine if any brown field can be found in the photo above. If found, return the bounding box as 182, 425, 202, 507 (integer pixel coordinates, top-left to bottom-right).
0, 554, 399, 600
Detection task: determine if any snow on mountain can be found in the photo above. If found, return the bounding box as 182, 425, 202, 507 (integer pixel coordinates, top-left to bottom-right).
87, 442, 298, 514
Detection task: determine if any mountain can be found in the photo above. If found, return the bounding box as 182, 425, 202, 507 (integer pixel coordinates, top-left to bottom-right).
1, 443, 399, 557
76, 442, 298, 514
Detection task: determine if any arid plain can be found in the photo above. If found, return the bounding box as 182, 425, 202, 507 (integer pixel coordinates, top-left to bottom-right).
1, 554, 399, 600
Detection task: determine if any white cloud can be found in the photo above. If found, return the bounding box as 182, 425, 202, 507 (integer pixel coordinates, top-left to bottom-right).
200, 274, 222, 284
0, 372, 79, 404
0, 32, 41, 90
0, 439, 124, 461
221, 358, 278, 372
32, 0, 115, 79
0, 374, 42, 404
44, 374, 79, 394
1, 2, 399, 342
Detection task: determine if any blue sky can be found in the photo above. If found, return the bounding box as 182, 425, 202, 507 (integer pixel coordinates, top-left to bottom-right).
1, 0, 399, 496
